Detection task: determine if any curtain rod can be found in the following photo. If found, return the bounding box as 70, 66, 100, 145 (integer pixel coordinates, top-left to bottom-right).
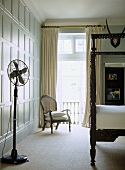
41, 24, 105, 28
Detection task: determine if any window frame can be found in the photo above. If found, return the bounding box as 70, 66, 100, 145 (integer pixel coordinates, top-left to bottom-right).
58, 33, 86, 61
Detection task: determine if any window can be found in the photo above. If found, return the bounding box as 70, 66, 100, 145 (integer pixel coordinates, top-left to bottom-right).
57, 33, 86, 123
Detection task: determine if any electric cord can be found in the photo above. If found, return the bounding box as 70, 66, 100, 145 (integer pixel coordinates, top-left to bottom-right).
1, 117, 11, 160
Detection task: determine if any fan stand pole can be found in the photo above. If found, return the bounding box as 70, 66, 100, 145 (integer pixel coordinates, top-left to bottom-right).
1, 85, 28, 164
11, 85, 18, 160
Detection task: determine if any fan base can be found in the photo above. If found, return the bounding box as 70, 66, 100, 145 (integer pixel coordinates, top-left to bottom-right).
1, 155, 28, 164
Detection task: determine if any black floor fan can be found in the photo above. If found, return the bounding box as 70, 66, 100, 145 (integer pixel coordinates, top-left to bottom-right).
1, 59, 30, 164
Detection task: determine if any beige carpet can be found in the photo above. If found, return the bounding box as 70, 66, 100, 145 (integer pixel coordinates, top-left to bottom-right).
0, 124, 125, 170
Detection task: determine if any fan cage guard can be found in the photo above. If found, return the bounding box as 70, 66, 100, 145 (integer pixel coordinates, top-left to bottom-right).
7, 59, 30, 86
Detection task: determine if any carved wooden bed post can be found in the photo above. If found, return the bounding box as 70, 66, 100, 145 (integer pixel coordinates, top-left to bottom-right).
90, 35, 96, 166
89, 33, 125, 166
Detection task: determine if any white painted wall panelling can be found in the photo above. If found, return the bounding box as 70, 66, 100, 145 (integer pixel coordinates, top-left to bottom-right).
0, 0, 41, 155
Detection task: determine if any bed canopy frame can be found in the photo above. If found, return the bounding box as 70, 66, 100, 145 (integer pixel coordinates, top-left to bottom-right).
90, 33, 125, 166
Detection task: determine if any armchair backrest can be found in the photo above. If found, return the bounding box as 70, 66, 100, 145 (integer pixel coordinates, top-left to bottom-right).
40, 95, 57, 113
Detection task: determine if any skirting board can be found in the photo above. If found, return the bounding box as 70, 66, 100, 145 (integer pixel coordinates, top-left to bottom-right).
0, 119, 39, 158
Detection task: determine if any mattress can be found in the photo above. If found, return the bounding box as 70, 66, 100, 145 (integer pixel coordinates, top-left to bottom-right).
96, 105, 125, 129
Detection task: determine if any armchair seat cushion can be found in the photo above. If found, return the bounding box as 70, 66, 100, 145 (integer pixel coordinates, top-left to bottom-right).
46, 116, 68, 121
51, 111, 67, 117
46, 111, 66, 117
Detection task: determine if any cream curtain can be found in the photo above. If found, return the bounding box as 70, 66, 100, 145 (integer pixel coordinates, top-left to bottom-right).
82, 27, 103, 127
41, 28, 59, 99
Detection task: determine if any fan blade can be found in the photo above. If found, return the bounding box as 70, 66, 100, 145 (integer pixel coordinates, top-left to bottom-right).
20, 67, 28, 74
9, 70, 18, 78
19, 74, 25, 84
13, 61, 19, 70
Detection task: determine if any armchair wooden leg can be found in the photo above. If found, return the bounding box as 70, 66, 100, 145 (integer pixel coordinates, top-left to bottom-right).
55, 123, 59, 130
42, 123, 46, 131
69, 122, 71, 132
51, 123, 53, 134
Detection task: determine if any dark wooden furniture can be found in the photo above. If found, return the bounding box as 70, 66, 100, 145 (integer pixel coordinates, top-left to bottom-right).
40, 95, 71, 134
90, 33, 125, 166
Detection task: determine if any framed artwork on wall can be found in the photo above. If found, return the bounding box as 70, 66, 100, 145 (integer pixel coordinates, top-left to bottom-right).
107, 73, 117, 80
106, 88, 120, 100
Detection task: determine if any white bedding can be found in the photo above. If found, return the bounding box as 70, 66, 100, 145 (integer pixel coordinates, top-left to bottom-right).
96, 105, 125, 129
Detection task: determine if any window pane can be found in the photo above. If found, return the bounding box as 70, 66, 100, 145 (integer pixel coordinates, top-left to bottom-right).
75, 38, 86, 52
62, 62, 80, 76
58, 39, 72, 54
63, 40, 72, 54
57, 61, 86, 102
75, 39, 84, 52
58, 40, 63, 54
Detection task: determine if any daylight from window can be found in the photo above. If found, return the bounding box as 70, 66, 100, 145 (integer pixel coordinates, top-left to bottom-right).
57, 33, 86, 124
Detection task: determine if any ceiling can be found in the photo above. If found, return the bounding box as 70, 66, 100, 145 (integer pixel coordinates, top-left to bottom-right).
24, 0, 125, 25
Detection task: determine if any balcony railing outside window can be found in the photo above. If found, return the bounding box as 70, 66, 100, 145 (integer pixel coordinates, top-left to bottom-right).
58, 101, 85, 124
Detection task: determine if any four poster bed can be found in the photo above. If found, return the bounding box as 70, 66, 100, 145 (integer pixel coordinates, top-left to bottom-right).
90, 33, 125, 166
